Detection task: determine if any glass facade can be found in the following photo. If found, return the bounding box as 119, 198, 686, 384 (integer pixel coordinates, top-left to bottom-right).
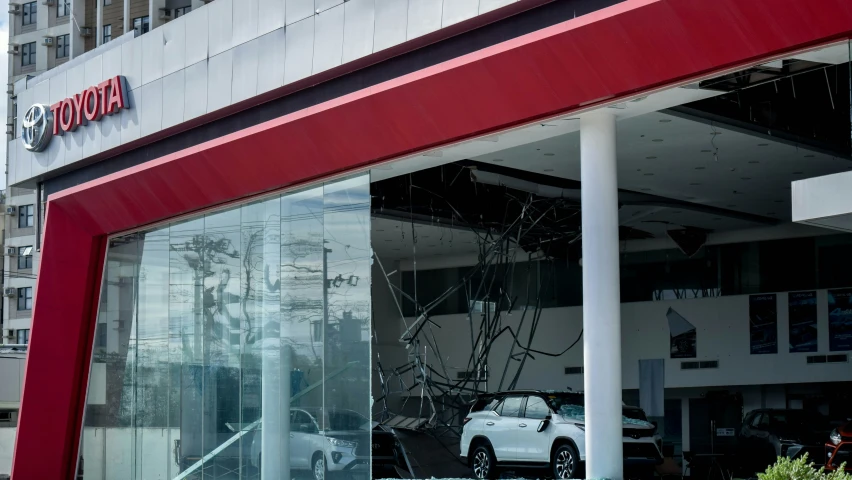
78, 175, 371, 480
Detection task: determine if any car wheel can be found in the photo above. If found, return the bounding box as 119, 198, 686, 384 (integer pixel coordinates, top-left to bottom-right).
471, 444, 497, 479
312, 454, 326, 480
552, 444, 579, 479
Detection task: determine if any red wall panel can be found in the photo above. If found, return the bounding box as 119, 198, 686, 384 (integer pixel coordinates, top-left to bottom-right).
13, 0, 852, 477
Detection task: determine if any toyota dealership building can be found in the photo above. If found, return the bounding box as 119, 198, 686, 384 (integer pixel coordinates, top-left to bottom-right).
7, 0, 852, 479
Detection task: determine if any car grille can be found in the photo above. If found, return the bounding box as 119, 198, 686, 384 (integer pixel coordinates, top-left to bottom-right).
623, 428, 654, 439
623, 443, 662, 460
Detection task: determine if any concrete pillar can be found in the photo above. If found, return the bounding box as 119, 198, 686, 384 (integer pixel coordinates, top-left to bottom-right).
123, 0, 130, 36
96, 0, 103, 45
262, 344, 291, 479
580, 112, 623, 480
150, 0, 167, 30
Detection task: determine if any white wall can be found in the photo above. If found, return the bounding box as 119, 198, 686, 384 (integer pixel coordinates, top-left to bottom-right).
378, 289, 852, 393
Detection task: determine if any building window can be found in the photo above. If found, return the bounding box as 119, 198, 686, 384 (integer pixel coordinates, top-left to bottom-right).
17, 246, 33, 270
57, 0, 70, 17
21, 42, 36, 67
17, 287, 32, 311
22, 2, 37, 26
103, 24, 112, 43
56, 34, 69, 59
18, 205, 34, 228
174, 6, 190, 17
95, 323, 106, 347
133, 16, 150, 36
16, 330, 29, 345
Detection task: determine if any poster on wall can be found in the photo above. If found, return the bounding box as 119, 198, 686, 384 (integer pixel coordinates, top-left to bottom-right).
828, 288, 852, 351
749, 294, 778, 354
666, 307, 696, 358
788, 291, 818, 353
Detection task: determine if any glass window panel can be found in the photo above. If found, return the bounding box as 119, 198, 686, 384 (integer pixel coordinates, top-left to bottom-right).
77, 174, 370, 480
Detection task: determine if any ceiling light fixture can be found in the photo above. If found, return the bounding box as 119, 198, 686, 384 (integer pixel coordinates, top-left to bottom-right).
701, 150, 712, 153
748, 160, 760, 164
493, 158, 504, 162
544, 169, 554, 172
741, 177, 752, 180
644, 173, 654, 176
544, 153, 555, 156
652, 139, 664, 142
757, 144, 769, 146
646, 156, 657, 159
689, 182, 701, 186
659, 119, 671, 123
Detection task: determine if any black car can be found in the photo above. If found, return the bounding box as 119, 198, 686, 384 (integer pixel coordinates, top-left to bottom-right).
738, 409, 830, 473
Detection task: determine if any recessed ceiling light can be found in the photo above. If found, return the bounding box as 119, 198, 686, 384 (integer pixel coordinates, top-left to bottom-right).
757, 144, 769, 147
646, 156, 657, 159
695, 166, 706, 170
701, 150, 712, 153
792, 171, 804, 175
643, 173, 654, 176
544, 153, 555, 156
748, 160, 760, 164
741, 177, 752, 180
689, 182, 701, 186
652, 139, 664, 142
428, 245, 436, 247
659, 119, 672, 123
544, 169, 554, 172
493, 158, 504, 162
804, 154, 815, 158
393, 249, 401, 251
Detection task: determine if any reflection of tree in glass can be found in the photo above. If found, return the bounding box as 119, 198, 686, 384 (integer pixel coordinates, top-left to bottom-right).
169, 234, 239, 362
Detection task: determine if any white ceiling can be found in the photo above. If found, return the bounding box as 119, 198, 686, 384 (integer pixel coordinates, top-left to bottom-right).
369, 41, 852, 263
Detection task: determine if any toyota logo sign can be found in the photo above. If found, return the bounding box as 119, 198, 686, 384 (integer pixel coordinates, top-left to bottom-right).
21, 104, 53, 153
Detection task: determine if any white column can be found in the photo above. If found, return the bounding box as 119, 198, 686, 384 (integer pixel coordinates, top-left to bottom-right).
580, 112, 623, 480
123, 0, 130, 36
96, 0, 103, 45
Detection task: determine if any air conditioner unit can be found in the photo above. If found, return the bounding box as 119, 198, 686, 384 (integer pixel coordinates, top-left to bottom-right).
80, 27, 93, 37
8, 4, 20, 14
158, 7, 171, 20
41, 36, 54, 46
4, 288, 16, 298
5, 247, 16, 256
5, 206, 16, 215
7, 44, 19, 56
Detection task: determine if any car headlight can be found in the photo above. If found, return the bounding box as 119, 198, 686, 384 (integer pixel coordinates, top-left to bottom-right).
831, 429, 842, 446
327, 437, 357, 449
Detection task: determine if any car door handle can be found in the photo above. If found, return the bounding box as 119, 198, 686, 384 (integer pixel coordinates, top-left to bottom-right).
519, 423, 527, 428
486, 422, 495, 426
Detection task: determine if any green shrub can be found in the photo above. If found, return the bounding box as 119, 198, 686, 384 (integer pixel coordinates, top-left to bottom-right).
758, 454, 852, 480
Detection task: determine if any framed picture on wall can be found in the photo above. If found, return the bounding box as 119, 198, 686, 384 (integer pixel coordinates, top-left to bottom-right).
749, 294, 778, 355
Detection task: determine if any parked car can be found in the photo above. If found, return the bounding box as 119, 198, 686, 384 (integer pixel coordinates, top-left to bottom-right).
738, 409, 831, 473
825, 420, 852, 472
459, 390, 663, 479
250, 407, 372, 480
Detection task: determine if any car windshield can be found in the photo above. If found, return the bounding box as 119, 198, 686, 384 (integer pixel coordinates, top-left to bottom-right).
305, 409, 369, 431
770, 411, 829, 430
544, 393, 653, 427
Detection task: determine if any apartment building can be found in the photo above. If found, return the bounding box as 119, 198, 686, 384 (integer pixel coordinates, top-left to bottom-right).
4, 0, 199, 349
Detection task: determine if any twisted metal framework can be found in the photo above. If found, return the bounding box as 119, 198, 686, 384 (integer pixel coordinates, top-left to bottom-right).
372, 176, 585, 442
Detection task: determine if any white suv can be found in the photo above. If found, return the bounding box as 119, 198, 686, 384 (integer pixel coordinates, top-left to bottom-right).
460, 390, 663, 479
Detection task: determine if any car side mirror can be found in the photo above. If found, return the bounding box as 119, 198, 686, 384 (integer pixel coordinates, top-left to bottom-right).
537, 415, 552, 433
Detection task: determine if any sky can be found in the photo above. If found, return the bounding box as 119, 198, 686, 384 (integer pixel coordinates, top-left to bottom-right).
0, 0, 8, 191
